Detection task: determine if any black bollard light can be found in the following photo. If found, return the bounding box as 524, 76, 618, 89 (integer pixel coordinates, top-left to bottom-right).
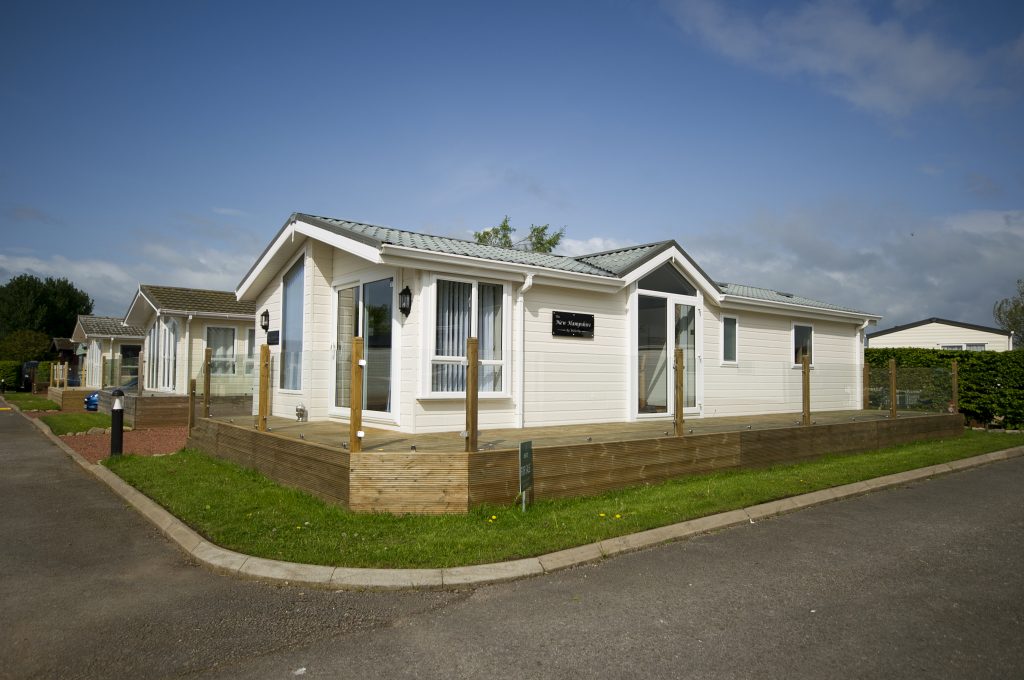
110, 388, 124, 457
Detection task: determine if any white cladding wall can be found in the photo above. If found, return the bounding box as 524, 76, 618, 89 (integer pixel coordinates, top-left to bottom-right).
869, 323, 1010, 351
256, 239, 333, 420
703, 305, 861, 416
523, 284, 629, 426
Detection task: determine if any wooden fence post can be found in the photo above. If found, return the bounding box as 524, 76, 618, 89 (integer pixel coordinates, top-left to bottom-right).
203, 347, 212, 418
674, 348, 685, 436
349, 337, 364, 453
101, 357, 107, 388
802, 355, 811, 426
137, 354, 145, 395
187, 378, 196, 432
863, 363, 870, 410
889, 357, 898, 419
50, 363, 55, 385
951, 359, 959, 414
466, 337, 479, 453
257, 344, 269, 432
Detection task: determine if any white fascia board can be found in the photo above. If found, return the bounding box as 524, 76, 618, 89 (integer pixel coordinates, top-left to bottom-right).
381, 245, 623, 292
621, 247, 723, 302
124, 289, 159, 328
237, 219, 383, 300
156, 311, 254, 321
719, 295, 881, 324
292, 219, 382, 263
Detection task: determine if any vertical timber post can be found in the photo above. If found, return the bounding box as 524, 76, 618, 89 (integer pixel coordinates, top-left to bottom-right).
951, 359, 959, 414
257, 344, 270, 432
889, 357, 898, 419
802, 355, 811, 426
674, 347, 685, 436
863, 363, 870, 409
466, 337, 479, 453
187, 378, 196, 432
203, 347, 212, 418
349, 337, 364, 453
137, 354, 145, 395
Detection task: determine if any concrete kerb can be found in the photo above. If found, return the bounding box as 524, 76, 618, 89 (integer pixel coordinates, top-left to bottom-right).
15, 405, 1024, 591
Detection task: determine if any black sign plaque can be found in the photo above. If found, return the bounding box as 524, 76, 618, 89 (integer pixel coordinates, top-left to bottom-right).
552, 311, 594, 338
266, 330, 280, 346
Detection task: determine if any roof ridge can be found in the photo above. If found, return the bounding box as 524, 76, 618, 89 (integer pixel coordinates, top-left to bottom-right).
575, 240, 671, 259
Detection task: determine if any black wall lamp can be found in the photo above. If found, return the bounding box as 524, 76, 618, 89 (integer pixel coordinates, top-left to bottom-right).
398, 286, 412, 317
259, 309, 270, 331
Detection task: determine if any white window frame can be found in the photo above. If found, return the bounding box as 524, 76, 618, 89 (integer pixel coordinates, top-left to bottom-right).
966, 343, 986, 351
941, 344, 964, 350
245, 328, 256, 376
206, 326, 237, 376
421, 273, 511, 399
279, 251, 305, 393
328, 265, 401, 422
792, 322, 814, 367
721, 315, 738, 365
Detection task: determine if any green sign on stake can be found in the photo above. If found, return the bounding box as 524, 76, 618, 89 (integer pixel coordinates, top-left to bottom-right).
519, 440, 533, 512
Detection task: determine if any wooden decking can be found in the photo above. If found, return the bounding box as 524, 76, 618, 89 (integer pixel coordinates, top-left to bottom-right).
209, 409, 938, 454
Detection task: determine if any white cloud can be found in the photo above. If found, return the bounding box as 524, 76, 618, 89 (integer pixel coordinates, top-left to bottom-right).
557, 236, 633, 257
663, 0, 997, 116
685, 206, 1024, 328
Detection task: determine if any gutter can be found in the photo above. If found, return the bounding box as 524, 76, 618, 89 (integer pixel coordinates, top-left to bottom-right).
515, 274, 534, 428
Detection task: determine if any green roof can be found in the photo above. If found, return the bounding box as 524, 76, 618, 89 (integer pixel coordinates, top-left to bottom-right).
718, 283, 872, 316
299, 214, 620, 277
140, 285, 257, 316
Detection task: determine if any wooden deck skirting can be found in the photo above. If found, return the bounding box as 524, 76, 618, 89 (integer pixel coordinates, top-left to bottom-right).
186, 413, 964, 515
46, 386, 94, 410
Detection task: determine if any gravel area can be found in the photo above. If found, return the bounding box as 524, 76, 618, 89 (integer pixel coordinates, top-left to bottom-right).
60, 427, 189, 464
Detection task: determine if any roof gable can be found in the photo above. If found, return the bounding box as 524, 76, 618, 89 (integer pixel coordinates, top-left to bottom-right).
72, 315, 145, 341
138, 285, 256, 316
867, 317, 1010, 339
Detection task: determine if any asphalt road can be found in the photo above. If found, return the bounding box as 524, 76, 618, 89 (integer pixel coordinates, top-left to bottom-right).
3, 407, 1022, 679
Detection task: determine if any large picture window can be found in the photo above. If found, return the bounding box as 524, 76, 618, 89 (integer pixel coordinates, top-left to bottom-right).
281, 256, 304, 390
431, 278, 505, 393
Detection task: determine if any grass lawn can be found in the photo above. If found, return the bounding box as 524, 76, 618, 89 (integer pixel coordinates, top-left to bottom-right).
3, 392, 60, 411
40, 412, 113, 435
103, 430, 1021, 569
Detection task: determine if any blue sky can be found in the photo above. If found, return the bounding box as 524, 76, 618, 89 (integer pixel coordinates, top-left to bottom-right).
2, 0, 1022, 330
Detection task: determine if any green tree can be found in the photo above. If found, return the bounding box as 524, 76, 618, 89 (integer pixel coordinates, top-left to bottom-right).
474, 216, 566, 253
0, 274, 93, 340
0, 329, 52, 362
993, 278, 1024, 349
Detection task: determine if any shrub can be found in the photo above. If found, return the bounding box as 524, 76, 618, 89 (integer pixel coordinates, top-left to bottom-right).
865, 348, 1024, 428
0, 360, 18, 390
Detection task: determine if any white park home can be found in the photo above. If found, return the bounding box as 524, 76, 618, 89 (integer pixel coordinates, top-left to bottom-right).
70, 315, 146, 388
866, 317, 1013, 352
124, 284, 258, 394
237, 213, 881, 433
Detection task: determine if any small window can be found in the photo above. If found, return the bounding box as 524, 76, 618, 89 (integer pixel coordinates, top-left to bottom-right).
207, 327, 236, 375
941, 344, 963, 350
966, 343, 985, 351
793, 324, 813, 364
722, 316, 737, 363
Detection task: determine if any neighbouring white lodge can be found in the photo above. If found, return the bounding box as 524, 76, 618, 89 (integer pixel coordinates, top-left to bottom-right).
234, 213, 881, 434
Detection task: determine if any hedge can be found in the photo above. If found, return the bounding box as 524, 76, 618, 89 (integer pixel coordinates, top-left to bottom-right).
865, 348, 1024, 428
0, 360, 18, 390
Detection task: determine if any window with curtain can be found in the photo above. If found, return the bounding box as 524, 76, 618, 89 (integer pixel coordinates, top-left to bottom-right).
207, 327, 236, 375
281, 256, 304, 389
431, 279, 505, 393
